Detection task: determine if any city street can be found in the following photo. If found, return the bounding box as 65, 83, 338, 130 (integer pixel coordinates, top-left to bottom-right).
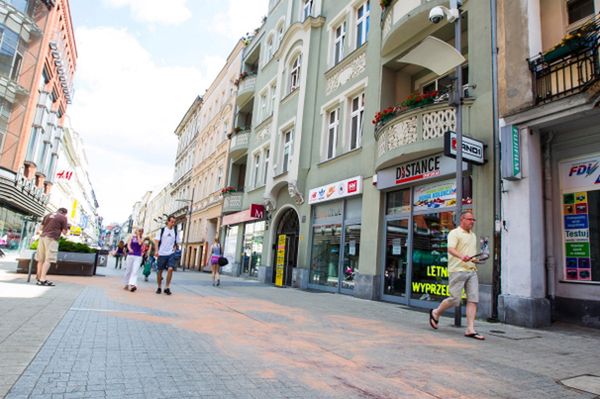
1, 256, 599, 399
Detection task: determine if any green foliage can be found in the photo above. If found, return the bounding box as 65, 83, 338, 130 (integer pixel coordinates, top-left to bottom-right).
30, 238, 95, 253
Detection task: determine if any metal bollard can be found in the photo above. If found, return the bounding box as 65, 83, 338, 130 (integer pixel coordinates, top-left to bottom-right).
27, 251, 35, 283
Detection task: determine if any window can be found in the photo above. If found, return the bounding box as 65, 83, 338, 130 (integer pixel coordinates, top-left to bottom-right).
266, 35, 274, 61
302, 0, 313, 21
277, 22, 285, 46
356, 1, 370, 48
270, 82, 277, 115
282, 129, 293, 173
259, 91, 268, 120
289, 54, 302, 92
253, 152, 261, 187
334, 22, 346, 65
421, 66, 469, 96
10, 52, 22, 81
326, 108, 339, 160
567, 0, 595, 24
216, 166, 223, 191
263, 148, 270, 184
349, 93, 365, 150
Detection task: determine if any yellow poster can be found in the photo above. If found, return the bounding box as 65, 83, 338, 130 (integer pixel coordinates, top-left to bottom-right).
275, 234, 286, 287
71, 199, 78, 219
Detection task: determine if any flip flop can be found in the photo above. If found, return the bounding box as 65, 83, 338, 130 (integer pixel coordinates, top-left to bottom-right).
429, 309, 439, 329
464, 332, 485, 340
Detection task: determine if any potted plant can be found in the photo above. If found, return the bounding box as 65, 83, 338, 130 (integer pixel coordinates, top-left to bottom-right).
17, 238, 98, 276
221, 186, 237, 195
372, 90, 439, 129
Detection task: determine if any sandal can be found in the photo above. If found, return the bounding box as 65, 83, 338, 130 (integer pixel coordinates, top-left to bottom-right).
464, 332, 485, 340
36, 280, 55, 286
429, 309, 439, 329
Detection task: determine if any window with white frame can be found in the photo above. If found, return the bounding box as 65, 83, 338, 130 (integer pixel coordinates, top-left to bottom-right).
289, 54, 302, 93
349, 92, 365, 150
266, 35, 274, 62
277, 22, 285, 46
356, 1, 370, 48
269, 81, 277, 115
302, 0, 313, 21
334, 22, 346, 65
326, 108, 339, 160
253, 152, 261, 187
216, 166, 223, 191
282, 129, 293, 173
263, 148, 270, 185
259, 90, 268, 121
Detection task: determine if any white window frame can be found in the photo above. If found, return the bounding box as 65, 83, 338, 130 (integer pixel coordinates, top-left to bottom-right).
259, 90, 268, 121
334, 22, 346, 65
355, 1, 370, 49
266, 34, 275, 62
252, 152, 261, 188
263, 147, 270, 185
277, 21, 285, 47
325, 108, 339, 160
349, 92, 365, 151
269, 81, 277, 116
289, 54, 302, 93
302, 0, 313, 21
216, 166, 223, 191
282, 129, 293, 173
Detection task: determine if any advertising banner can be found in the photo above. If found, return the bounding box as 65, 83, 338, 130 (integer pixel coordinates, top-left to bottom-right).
413, 179, 456, 211
308, 176, 362, 205
275, 234, 286, 287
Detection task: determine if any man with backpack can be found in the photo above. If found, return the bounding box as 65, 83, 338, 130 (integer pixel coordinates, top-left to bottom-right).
154, 216, 181, 295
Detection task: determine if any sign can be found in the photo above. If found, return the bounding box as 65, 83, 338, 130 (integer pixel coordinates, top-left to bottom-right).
559, 153, 600, 191
56, 170, 73, 180
413, 179, 456, 210
275, 234, 286, 287
250, 204, 265, 218
69, 225, 82, 236
443, 131, 486, 165
501, 125, 522, 180
308, 176, 363, 204
561, 190, 593, 281
71, 199, 78, 219
222, 208, 262, 226
377, 154, 466, 190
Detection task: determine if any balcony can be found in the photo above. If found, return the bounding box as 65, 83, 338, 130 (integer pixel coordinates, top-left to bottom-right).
0, 1, 42, 43
374, 100, 473, 170
381, 0, 447, 56
222, 193, 243, 214
229, 130, 250, 158
529, 15, 600, 105
236, 76, 256, 106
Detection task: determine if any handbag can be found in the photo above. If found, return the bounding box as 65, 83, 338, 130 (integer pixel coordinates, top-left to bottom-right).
217, 256, 229, 266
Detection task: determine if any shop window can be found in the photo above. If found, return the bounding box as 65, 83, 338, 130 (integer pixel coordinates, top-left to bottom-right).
242, 221, 265, 277
384, 219, 409, 297
567, 0, 595, 25
386, 189, 411, 215
310, 224, 341, 287
342, 224, 360, 289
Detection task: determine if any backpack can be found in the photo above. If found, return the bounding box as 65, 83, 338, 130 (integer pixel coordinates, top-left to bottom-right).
159, 227, 178, 249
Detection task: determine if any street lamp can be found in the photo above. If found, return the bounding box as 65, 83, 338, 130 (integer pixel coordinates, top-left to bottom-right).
429, 0, 464, 326
175, 188, 195, 270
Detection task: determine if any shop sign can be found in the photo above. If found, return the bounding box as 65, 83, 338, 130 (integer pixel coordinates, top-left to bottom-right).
308, 176, 362, 204
501, 125, 522, 180
69, 225, 82, 236
413, 179, 456, 210
559, 154, 600, 191
377, 154, 465, 190
443, 131, 486, 165
56, 170, 73, 180
275, 234, 286, 287
250, 204, 265, 219
561, 190, 593, 281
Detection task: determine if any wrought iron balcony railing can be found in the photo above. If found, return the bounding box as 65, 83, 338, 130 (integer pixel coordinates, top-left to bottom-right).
529, 14, 600, 104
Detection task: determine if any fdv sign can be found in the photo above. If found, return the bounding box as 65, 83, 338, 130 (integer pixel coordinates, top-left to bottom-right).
443, 131, 486, 165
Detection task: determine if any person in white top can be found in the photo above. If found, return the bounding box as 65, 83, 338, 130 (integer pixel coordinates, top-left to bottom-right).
153, 216, 181, 295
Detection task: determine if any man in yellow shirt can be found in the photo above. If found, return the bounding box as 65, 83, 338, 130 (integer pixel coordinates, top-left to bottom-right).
429, 210, 484, 340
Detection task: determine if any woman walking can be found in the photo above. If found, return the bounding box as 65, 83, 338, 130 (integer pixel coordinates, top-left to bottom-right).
123, 228, 144, 292
210, 237, 223, 287
115, 240, 126, 269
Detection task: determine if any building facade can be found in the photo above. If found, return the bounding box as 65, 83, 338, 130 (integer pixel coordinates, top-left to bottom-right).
498, 0, 600, 328
0, 0, 76, 254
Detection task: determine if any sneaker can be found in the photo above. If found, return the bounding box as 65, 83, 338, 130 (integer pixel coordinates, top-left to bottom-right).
130, 286, 137, 292
164, 288, 172, 295
156, 288, 162, 294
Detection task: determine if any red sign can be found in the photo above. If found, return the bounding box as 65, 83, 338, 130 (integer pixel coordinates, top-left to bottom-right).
250, 204, 265, 218
56, 170, 73, 180
347, 180, 358, 193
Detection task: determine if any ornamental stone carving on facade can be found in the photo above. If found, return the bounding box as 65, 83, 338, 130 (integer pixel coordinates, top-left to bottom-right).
287, 181, 304, 205
422, 108, 456, 140
377, 116, 418, 157
326, 53, 367, 95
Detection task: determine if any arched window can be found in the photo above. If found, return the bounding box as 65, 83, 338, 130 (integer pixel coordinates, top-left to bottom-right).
289, 53, 302, 92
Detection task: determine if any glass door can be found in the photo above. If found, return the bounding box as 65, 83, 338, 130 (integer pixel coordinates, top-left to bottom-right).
383, 218, 410, 302
340, 224, 360, 292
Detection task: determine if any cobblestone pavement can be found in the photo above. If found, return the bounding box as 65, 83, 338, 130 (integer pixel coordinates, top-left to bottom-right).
2, 257, 600, 398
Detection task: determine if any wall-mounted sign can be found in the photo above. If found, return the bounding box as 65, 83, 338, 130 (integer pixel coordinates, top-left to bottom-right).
501, 125, 522, 180
559, 153, 600, 191
308, 176, 362, 204
443, 131, 486, 165
56, 170, 73, 180
377, 154, 466, 190
250, 204, 265, 218
69, 225, 82, 236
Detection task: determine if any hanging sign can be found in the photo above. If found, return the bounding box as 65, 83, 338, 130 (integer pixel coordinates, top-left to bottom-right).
275, 234, 286, 287
443, 131, 486, 165
501, 125, 522, 180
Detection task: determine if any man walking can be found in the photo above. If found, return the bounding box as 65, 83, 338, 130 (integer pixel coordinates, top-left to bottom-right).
35, 207, 69, 286
429, 210, 484, 340
154, 216, 181, 295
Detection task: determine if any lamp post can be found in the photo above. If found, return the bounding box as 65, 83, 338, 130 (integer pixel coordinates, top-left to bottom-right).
175, 187, 195, 271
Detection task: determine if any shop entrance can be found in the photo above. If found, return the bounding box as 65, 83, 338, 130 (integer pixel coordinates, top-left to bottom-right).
272, 208, 299, 286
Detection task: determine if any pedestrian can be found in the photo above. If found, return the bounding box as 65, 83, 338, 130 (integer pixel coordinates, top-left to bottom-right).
123, 228, 144, 292
429, 210, 485, 340
142, 237, 155, 282
154, 216, 181, 295
115, 240, 126, 269
35, 207, 69, 286
210, 237, 223, 287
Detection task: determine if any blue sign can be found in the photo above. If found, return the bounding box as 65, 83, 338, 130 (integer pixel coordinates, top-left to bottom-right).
564, 215, 589, 229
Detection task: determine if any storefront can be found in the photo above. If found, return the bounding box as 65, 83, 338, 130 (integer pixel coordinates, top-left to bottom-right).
222, 204, 265, 277
377, 154, 471, 308
308, 176, 363, 294
241, 220, 265, 277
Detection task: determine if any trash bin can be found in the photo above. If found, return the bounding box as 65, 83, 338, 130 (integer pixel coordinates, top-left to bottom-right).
96, 249, 109, 267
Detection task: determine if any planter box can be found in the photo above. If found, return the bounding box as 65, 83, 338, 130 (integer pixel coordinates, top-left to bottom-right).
16, 251, 97, 276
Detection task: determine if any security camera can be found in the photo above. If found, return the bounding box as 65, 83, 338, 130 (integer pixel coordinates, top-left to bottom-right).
428, 5, 460, 24
429, 7, 445, 24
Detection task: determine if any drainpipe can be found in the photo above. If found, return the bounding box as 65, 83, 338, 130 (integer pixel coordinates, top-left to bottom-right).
543, 133, 556, 306
490, 0, 501, 321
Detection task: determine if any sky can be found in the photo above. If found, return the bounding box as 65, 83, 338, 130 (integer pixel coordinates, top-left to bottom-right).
68, 0, 268, 225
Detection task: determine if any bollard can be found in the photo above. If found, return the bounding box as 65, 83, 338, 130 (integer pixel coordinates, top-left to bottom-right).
27, 251, 36, 283
454, 305, 462, 326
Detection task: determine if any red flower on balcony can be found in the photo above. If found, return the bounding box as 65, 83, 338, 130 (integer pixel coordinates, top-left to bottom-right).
221, 186, 237, 194
372, 90, 439, 127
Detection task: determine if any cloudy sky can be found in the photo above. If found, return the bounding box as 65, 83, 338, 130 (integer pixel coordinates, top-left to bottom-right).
68, 0, 267, 224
